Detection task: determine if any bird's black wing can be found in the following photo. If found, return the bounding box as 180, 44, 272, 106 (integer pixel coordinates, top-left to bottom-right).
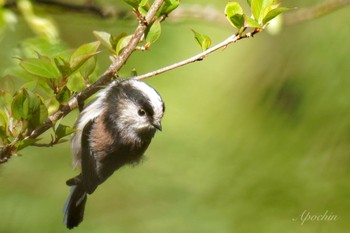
81, 119, 100, 194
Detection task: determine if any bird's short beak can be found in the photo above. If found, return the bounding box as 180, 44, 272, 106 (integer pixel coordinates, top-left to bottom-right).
152, 121, 162, 131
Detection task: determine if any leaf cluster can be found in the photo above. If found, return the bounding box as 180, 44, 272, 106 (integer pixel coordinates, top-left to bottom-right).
225, 0, 291, 33
124, 0, 179, 17
0, 0, 181, 157
190, 0, 291, 52
93, 0, 179, 57
0, 41, 100, 154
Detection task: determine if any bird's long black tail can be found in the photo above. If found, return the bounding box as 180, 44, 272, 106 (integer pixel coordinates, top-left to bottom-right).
63, 185, 87, 229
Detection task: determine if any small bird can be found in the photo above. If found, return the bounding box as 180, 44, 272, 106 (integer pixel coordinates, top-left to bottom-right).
63, 79, 165, 229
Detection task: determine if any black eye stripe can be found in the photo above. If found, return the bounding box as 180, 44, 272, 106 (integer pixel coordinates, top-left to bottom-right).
137, 100, 154, 116
106, 80, 164, 119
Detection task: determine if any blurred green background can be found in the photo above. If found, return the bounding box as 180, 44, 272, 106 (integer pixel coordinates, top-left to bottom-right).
1, 0, 350, 232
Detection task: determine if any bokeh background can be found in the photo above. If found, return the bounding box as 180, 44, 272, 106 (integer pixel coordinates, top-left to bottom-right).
1, 0, 350, 232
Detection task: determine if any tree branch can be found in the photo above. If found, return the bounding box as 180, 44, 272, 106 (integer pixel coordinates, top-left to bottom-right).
284, 0, 350, 25
5, 0, 349, 25
170, 1, 350, 26
4, 0, 128, 18
133, 29, 261, 81
0, 0, 165, 164
34, 0, 120, 18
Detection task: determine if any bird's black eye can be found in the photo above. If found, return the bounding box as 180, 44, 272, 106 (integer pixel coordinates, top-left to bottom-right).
138, 109, 146, 116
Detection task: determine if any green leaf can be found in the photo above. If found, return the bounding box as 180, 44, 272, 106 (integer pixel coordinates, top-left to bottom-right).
146, 20, 162, 45
55, 124, 75, 140
0, 110, 7, 127
131, 68, 138, 77
191, 29, 211, 51
0, 109, 8, 141
10, 89, 47, 130
93, 31, 115, 54
139, 0, 150, 15
0, 110, 8, 127
0, 76, 16, 94
225, 2, 244, 18
70, 41, 100, 73
251, 0, 263, 22
20, 58, 61, 79
123, 0, 140, 9
28, 100, 48, 130
20, 80, 39, 91
11, 89, 40, 121
263, 7, 291, 25
88, 73, 98, 84
80, 56, 97, 78
11, 90, 27, 120
251, 0, 274, 23
244, 15, 261, 28
36, 79, 53, 95
25, 90, 41, 121
16, 138, 40, 151
225, 2, 245, 29
110, 32, 127, 51
0, 90, 12, 111
116, 35, 133, 56
247, 0, 252, 7
158, 0, 180, 16
231, 14, 245, 30
10, 89, 48, 130
34, 52, 51, 62
140, 0, 148, 6
54, 57, 71, 77
67, 74, 86, 92
56, 86, 71, 103
46, 97, 59, 115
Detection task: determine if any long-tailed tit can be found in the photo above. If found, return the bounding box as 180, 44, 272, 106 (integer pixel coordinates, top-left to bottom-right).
63, 79, 165, 229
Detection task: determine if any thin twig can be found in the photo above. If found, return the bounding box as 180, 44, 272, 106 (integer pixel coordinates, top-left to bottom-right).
35, 0, 119, 18
32, 139, 67, 147
284, 0, 350, 25
170, 1, 350, 26
4, 0, 128, 18
5, 0, 349, 26
133, 29, 261, 81
0, 0, 165, 163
